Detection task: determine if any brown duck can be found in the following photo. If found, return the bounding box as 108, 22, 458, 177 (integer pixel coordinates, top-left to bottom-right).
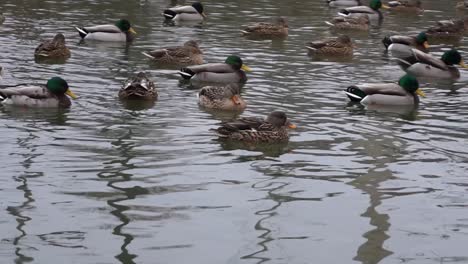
34, 33, 71, 59
118, 72, 157, 100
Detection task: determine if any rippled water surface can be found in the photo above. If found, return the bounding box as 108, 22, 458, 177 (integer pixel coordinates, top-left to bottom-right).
1, 0, 468, 263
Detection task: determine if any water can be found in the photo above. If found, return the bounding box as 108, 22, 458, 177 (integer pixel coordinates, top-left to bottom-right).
1, 0, 468, 263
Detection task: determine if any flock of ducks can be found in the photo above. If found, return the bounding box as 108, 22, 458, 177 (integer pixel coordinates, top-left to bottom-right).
0, 1, 467, 143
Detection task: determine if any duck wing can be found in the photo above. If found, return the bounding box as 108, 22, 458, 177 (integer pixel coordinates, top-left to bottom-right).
186, 63, 235, 73
0, 85, 50, 99
357, 83, 408, 96
388, 35, 415, 46
341, 6, 374, 14
168, 5, 198, 14
406, 48, 448, 70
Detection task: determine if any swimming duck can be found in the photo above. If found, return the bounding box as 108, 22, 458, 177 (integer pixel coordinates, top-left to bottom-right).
382, 32, 429, 57
179, 55, 251, 83
345, 74, 424, 105
327, 0, 362, 7
425, 18, 468, 40
306, 35, 354, 56
142, 40, 203, 66
34, 33, 71, 59
326, 14, 370, 31
163, 2, 206, 22
198, 84, 246, 111
118, 72, 157, 100
387, 0, 423, 13
75, 19, 136, 42
456, 1, 468, 10
241, 17, 288, 38
214, 111, 296, 143
396, 48, 468, 80
0, 77, 77, 108
338, 0, 389, 22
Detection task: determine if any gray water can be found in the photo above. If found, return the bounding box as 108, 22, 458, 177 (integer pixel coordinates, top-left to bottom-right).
1, 0, 468, 263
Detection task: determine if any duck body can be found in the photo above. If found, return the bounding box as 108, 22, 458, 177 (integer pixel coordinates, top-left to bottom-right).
387, 0, 423, 12
179, 55, 250, 83
327, 0, 362, 7
214, 111, 296, 143
306, 35, 353, 56
326, 14, 369, 31
338, 0, 388, 24
241, 17, 288, 38
142, 40, 203, 66
383, 32, 428, 52
75, 19, 136, 42
425, 18, 467, 40
163, 3, 206, 22
457, 1, 468, 9
118, 72, 157, 100
198, 84, 246, 110
34, 33, 71, 59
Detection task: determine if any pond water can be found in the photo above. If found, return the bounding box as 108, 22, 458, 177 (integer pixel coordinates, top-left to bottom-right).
1, 0, 468, 263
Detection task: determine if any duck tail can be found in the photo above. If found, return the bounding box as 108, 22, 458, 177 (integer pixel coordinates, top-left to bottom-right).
178, 68, 195, 79
345, 85, 366, 102
338, 9, 350, 16
141, 52, 154, 59
75, 27, 88, 38
325, 21, 334, 26
382, 36, 392, 50
163, 10, 177, 20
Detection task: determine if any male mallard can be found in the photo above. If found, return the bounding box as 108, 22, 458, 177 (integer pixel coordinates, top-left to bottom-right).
163, 2, 206, 22
382, 32, 429, 57
387, 0, 423, 13
338, 0, 389, 22
425, 18, 468, 40
198, 84, 246, 111
241, 17, 288, 38
327, 0, 362, 7
142, 40, 203, 66
325, 14, 370, 31
0, 77, 77, 108
214, 111, 296, 143
345, 74, 425, 105
34, 33, 71, 59
179, 55, 251, 83
306, 35, 354, 56
118, 72, 157, 100
396, 48, 468, 80
75, 19, 136, 42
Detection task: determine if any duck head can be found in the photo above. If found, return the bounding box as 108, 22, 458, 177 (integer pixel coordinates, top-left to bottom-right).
47, 77, 77, 99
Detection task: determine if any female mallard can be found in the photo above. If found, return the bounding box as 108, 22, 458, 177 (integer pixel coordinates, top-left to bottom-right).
0, 77, 77, 108
75, 19, 136, 42
118, 72, 157, 100
214, 111, 296, 143
338, 0, 389, 22
327, 0, 362, 7
382, 32, 429, 57
163, 2, 206, 22
179, 55, 251, 83
396, 48, 468, 80
198, 84, 246, 111
345, 74, 425, 105
241, 17, 288, 38
306, 35, 354, 56
425, 18, 468, 40
142, 40, 203, 66
387, 0, 423, 13
325, 14, 370, 31
34, 33, 71, 59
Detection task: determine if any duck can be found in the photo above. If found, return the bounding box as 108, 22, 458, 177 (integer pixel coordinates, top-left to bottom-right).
387, 0, 423, 13
75, 19, 136, 42
306, 35, 354, 56
34, 33, 71, 59
214, 111, 296, 143
327, 0, 362, 7
198, 84, 246, 111
345, 74, 425, 105
325, 14, 370, 31
142, 40, 203, 66
396, 48, 468, 80
0, 77, 77, 108
241, 17, 288, 38
118, 72, 157, 100
163, 2, 206, 22
179, 55, 251, 83
456, 1, 468, 10
338, 0, 389, 22
382, 32, 429, 57
425, 18, 468, 40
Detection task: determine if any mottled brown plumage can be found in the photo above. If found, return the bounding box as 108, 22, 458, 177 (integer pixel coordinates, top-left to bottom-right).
241, 17, 288, 38
142, 40, 203, 66
215, 111, 296, 143
118, 72, 157, 100
326, 15, 370, 31
425, 17, 468, 40
306, 35, 354, 56
198, 84, 246, 111
387, 0, 423, 13
34, 33, 71, 59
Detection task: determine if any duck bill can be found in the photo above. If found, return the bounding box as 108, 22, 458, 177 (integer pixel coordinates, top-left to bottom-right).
381, 4, 390, 9
241, 65, 251, 72
231, 95, 242, 105
423, 41, 429, 49
129, 27, 137, 35
287, 122, 297, 129
460, 60, 468, 68
415, 88, 426, 97
66, 89, 78, 99
201, 12, 207, 18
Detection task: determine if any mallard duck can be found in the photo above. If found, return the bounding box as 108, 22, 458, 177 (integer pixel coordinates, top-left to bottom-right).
396, 48, 468, 80
325, 14, 370, 31
382, 32, 429, 57
75, 19, 136, 42
198, 84, 246, 111
327, 0, 362, 7
306, 35, 354, 56
214, 111, 296, 143
34, 33, 71, 59
142, 40, 203, 66
0, 77, 77, 108
387, 0, 423, 12
345, 74, 425, 105
179, 55, 251, 83
338, 0, 389, 22
241, 17, 288, 38
425, 18, 468, 40
118, 72, 157, 100
163, 2, 206, 21
456, 1, 468, 10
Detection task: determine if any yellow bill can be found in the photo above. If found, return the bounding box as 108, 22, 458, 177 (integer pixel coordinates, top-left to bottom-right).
66, 89, 78, 99
423, 41, 429, 49
288, 123, 297, 129
382, 4, 390, 9
129, 27, 137, 34
415, 88, 425, 97
241, 65, 251, 72
460, 60, 468, 68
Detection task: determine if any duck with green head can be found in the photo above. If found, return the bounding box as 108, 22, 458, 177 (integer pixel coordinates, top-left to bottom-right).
163, 2, 206, 22
241, 17, 288, 39
338, 0, 389, 22
179, 55, 251, 83
382, 32, 429, 58
345, 74, 425, 105
326, 14, 370, 31
75, 19, 137, 42
0, 77, 77, 108
396, 48, 468, 79
34, 33, 71, 59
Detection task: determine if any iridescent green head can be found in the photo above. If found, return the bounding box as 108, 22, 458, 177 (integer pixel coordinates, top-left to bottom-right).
225, 55, 251, 71
398, 74, 425, 97
415, 32, 428, 45
115, 19, 136, 34
441, 49, 462, 65
369, 0, 383, 10
46, 77, 77, 98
